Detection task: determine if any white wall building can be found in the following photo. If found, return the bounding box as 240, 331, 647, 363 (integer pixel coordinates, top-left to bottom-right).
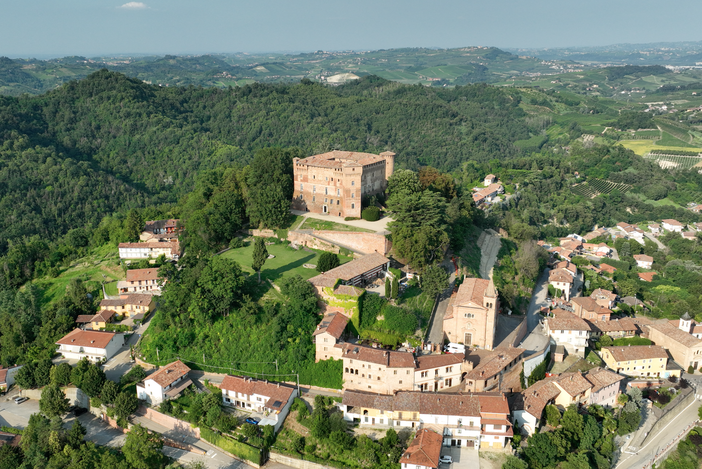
545, 309, 591, 357
220, 375, 297, 431
136, 360, 192, 406
55, 329, 124, 363
662, 219, 684, 232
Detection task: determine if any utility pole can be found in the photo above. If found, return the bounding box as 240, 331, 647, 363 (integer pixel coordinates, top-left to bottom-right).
156, 348, 159, 362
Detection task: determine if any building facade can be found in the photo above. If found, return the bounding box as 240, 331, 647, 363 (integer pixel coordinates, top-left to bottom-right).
312, 313, 348, 362
56, 329, 124, 363
600, 345, 679, 378
545, 309, 591, 357
136, 360, 192, 406
291, 150, 395, 218
443, 278, 499, 350
220, 375, 297, 431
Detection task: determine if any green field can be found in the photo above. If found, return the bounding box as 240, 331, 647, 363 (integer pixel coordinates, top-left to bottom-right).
220, 242, 353, 282
298, 218, 374, 233
619, 139, 702, 156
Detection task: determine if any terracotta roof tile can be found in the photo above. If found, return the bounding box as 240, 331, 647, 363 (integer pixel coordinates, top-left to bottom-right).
125, 269, 161, 282
341, 343, 415, 368
56, 329, 116, 349
648, 321, 702, 348
584, 367, 625, 393
638, 272, 657, 282
554, 372, 592, 397
602, 345, 668, 362
455, 278, 494, 308
220, 375, 295, 412
548, 309, 590, 331
402, 429, 442, 468
312, 313, 348, 339
465, 348, 524, 380
549, 269, 574, 284
100, 294, 154, 308
146, 360, 191, 389
308, 252, 389, 284
415, 353, 464, 371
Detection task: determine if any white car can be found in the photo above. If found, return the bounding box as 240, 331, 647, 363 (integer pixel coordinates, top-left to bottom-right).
439, 455, 453, 464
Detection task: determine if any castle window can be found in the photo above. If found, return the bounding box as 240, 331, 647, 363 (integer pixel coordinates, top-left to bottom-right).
351, 193, 354, 198
337, 188, 340, 196
351, 181, 355, 186
325, 187, 328, 195
337, 200, 340, 205
300, 184, 303, 191
313, 186, 316, 193
351, 203, 355, 209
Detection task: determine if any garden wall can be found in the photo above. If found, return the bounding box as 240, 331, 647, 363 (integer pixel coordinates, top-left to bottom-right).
310, 231, 390, 255
137, 406, 200, 439
22, 386, 88, 408
287, 231, 340, 254
640, 386, 694, 448
523, 340, 552, 378
269, 451, 340, 469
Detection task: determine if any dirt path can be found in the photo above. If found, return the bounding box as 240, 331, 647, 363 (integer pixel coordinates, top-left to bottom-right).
477, 229, 501, 280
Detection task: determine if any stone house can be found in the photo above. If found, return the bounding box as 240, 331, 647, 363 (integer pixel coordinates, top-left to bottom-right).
586, 317, 638, 340
443, 278, 499, 350
312, 312, 348, 362
483, 174, 497, 186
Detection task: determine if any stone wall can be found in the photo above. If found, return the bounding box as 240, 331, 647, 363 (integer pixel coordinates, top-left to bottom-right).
269, 451, 335, 469
22, 386, 88, 408
138, 406, 200, 439
287, 231, 340, 254
640, 386, 695, 448
249, 229, 277, 238
311, 231, 390, 255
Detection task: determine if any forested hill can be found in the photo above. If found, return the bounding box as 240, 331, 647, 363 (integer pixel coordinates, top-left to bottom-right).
0, 70, 529, 251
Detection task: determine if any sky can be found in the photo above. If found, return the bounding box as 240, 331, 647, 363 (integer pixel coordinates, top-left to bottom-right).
2, 0, 702, 58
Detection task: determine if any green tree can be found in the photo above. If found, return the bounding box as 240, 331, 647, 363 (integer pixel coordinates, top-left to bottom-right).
120, 365, 146, 386
391, 277, 399, 299
39, 384, 69, 418
292, 435, 305, 453
122, 424, 167, 469
421, 264, 449, 298
545, 405, 561, 427
114, 392, 139, 420
67, 420, 86, 449
524, 432, 558, 469
101, 380, 120, 405
125, 209, 144, 242
246, 147, 298, 228
0, 444, 23, 469
387, 169, 422, 199
310, 408, 331, 440
316, 252, 340, 273
81, 364, 106, 398
50, 362, 72, 387
71, 358, 91, 390
579, 415, 601, 451
33, 359, 53, 387
617, 279, 639, 297
252, 237, 268, 283
15, 363, 36, 389
502, 455, 528, 469
385, 278, 391, 298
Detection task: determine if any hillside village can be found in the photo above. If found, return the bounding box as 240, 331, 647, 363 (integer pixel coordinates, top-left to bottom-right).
4, 149, 702, 469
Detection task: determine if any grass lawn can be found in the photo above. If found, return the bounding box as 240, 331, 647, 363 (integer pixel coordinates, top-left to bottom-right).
613, 337, 652, 346
398, 286, 436, 330
220, 243, 353, 283
618, 139, 702, 156
299, 218, 373, 233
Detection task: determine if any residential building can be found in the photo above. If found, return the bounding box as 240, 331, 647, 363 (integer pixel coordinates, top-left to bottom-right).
88, 310, 116, 330
401, 429, 442, 469
443, 278, 499, 350
484, 174, 497, 186
551, 372, 593, 408
645, 317, 702, 370
572, 297, 611, 321
308, 252, 390, 290
691, 222, 702, 232
638, 272, 657, 282
220, 375, 297, 431
691, 205, 702, 213
544, 309, 590, 357
584, 367, 625, 408
312, 313, 348, 362
56, 329, 124, 363
554, 260, 577, 277
600, 345, 679, 378
582, 243, 611, 257
548, 269, 574, 301
600, 263, 617, 275
649, 223, 661, 235
472, 183, 503, 205
0, 366, 22, 392
117, 269, 163, 294
136, 360, 192, 406
141, 219, 181, 242
586, 317, 638, 339
291, 150, 395, 218
118, 240, 180, 260
682, 231, 697, 240
662, 219, 684, 232
341, 344, 464, 394
512, 377, 561, 435
463, 347, 524, 392
634, 254, 653, 269
99, 294, 155, 319
341, 391, 513, 449
590, 289, 617, 309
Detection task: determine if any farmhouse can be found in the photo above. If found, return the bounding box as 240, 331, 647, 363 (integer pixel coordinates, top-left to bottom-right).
118, 240, 180, 260
634, 254, 653, 269
141, 219, 181, 242
472, 183, 503, 204
682, 231, 697, 240
136, 360, 192, 405
220, 375, 297, 431
117, 269, 163, 295
88, 309, 116, 330
443, 278, 499, 350
662, 219, 684, 232
291, 150, 395, 218
99, 293, 155, 319
312, 312, 348, 362
56, 329, 124, 363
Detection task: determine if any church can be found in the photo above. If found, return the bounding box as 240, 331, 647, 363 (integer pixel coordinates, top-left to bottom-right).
443, 278, 499, 350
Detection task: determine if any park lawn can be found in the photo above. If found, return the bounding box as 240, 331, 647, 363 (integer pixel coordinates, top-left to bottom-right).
220, 243, 353, 282
31, 245, 123, 306
618, 139, 702, 156
298, 218, 374, 233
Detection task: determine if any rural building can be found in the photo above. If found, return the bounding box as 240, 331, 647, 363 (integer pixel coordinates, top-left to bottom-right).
645, 317, 702, 370
638, 272, 657, 282
443, 278, 499, 350
136, 360, 192, 406
548, 269, 574, 301
341, 391, 513, 449
88, 309, 116, 330
662, 219, 684, 232
118, 240, 180, 260
308, 252, 390, 290
414, 354, 465, 392
99, 294, 155, 319
585, 367, 625, 408
401, 429, 443, 469
141, 219, 181, 242
544, 309, 590, 357
682, 231, 697, 240
586, 317, 638, 339
472, 183, 503, 205
0, 366, 22, 392
600, 263, 617, 275
590, 289, 617, 309
312, 312, 348, 362
600, 345, 679, 378
634, 254, 653, 269
463, 347, 524, 392
291, 150, 395, 218
483, 174, 497, 186
572, 297, 611, 322
649, 223, 661, 235
118, 269, 163, 294
220, 375, 297, 431
56, 329, 124, 363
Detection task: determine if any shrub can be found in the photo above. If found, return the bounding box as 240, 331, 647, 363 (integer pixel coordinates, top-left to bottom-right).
344, 217, 360, 221
688, 365, 695, 374
201, 428, 262, 465
383, 305, 418, 336
316, 252, 340, 273
361, 206, 380, 221
229, 237, 244, 249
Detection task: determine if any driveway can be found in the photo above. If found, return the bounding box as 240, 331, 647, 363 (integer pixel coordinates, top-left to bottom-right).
442, 445, 480, 469
103, 311, 155, 381
517, 268, 551, 355
426, 256, 457, 347
644, 232, 667, 252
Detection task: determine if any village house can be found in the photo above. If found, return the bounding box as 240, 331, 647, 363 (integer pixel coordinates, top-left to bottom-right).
554, 260, 577, 277
590, 288, 617, 309
585, 367, 626, 407
649, 223, 661, 235
472, 183, 504, 205
483, 174, 497, 186
582, 243, 611, 257
691, 222, 702, 232
401, 429, 443, 469
443, 278, 499, 350
463, 347, 525, 392
586, 317, 638, 340
341, 344, 465, 394
308, 252, 390, 291
136, 360, 192, 406
682, 231, 697, 240
583, 228, 607, 241
341, 391, 513, 449
544, 309, 591, 357
118, 240, 180, 261
56, 329, 124, 363
600, 263, 617, 275
140, 219, 181, 242
638, 272, 657, 282
572, 297, 612, 322
0, 366, 22, 393
645, 316, 702, 370
548, 269, 574, 301
88, 309, 116, 330
634, 254, 654, 269
559, 238, 582, 253
117, 269, 163, 295
600, 345, 679, 378
220, 375, 297, 431
312, 312, 348, 362
690, 205, 702, 213
291, 150, 395, 218
662, 219, 684, 232
99, 293, 155, 319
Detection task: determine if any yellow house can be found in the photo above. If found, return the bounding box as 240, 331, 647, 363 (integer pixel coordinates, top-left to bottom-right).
90, 310, 116, 330
99, 294, 155, 318
601, 345, 679, 378
552, 373, 592, 407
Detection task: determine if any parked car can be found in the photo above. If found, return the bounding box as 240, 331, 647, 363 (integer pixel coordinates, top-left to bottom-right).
14, 396, 28, 404
245, 417, 260, 425
439, 455, 453, 464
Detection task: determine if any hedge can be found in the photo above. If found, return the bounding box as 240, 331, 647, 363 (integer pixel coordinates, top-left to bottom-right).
0, 426, 23, 435
361, 206, 380, 221
200, 428, 262, 465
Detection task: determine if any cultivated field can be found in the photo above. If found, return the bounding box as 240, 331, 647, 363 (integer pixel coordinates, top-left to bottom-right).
571, 178, 632, 198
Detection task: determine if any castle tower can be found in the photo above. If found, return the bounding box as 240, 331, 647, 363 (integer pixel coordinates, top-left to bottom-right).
483, 278, 498, 350
380, 151, 395, 181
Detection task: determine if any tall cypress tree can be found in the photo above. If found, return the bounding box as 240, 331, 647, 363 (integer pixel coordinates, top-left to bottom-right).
252, 238, 268, 283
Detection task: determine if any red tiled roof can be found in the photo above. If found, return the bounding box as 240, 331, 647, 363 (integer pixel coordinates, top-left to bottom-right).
549, 269, 573, 284
100, 294, 154, 308
312, 313, 348, 339
634, 254, 653, 263
600, 263, 617, 273
584, 367, 625, 393
402, 429, 442, 469
465, 348, 524, 381
602, 345, 668, 362
308, 252, 389, 284
662, 219, 683, 226
638, 272, 657, 282
416, 353, 464, 371
76, 315, 94, 324
146, 360, 191, 389
297, 151, 387, 169
91, 310, 115, 323
455, 278, 494, 308
340, 343, 415, 368
220, 375, 295, 412
56, 329, 116, 349
548, 309, 590, 331
125, 269, 161, 282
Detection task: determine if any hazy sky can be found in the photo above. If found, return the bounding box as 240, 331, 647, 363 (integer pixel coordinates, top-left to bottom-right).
3, 0, 702, 58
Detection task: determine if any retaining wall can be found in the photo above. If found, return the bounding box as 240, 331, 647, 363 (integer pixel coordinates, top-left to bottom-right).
640, 386, 695, 448
138, 406, 200, 439
310, 231, 390, 255
269, 451, 336, 469
287, 231, 340, 254
523, 342, 551, 378
21, 386, 89, 408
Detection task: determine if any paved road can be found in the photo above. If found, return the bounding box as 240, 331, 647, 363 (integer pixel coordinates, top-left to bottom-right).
290, 209, 392, 233
644, 232, 667, 252
426, 255, 458, 347
477, 230, 501, 280
103, 311, 155, 381
518, 268, 550, 354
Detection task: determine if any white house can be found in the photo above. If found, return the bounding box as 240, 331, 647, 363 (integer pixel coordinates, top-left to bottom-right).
136, 360, 192, 406
548, 268, 574, 301
662, 219, 684, 232
483, 174, 497, 186
220, 375, 297, 431
545, 309, 591, 357
633, 254, 653, 269
56, 329, 124, 363
118, 240, 180, 260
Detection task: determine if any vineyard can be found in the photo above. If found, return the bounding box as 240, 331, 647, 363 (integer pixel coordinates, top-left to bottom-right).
632, 130, 661, 140
654, 118, 694, 143
644, 152, 702, 170
572, 178, 632, 198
